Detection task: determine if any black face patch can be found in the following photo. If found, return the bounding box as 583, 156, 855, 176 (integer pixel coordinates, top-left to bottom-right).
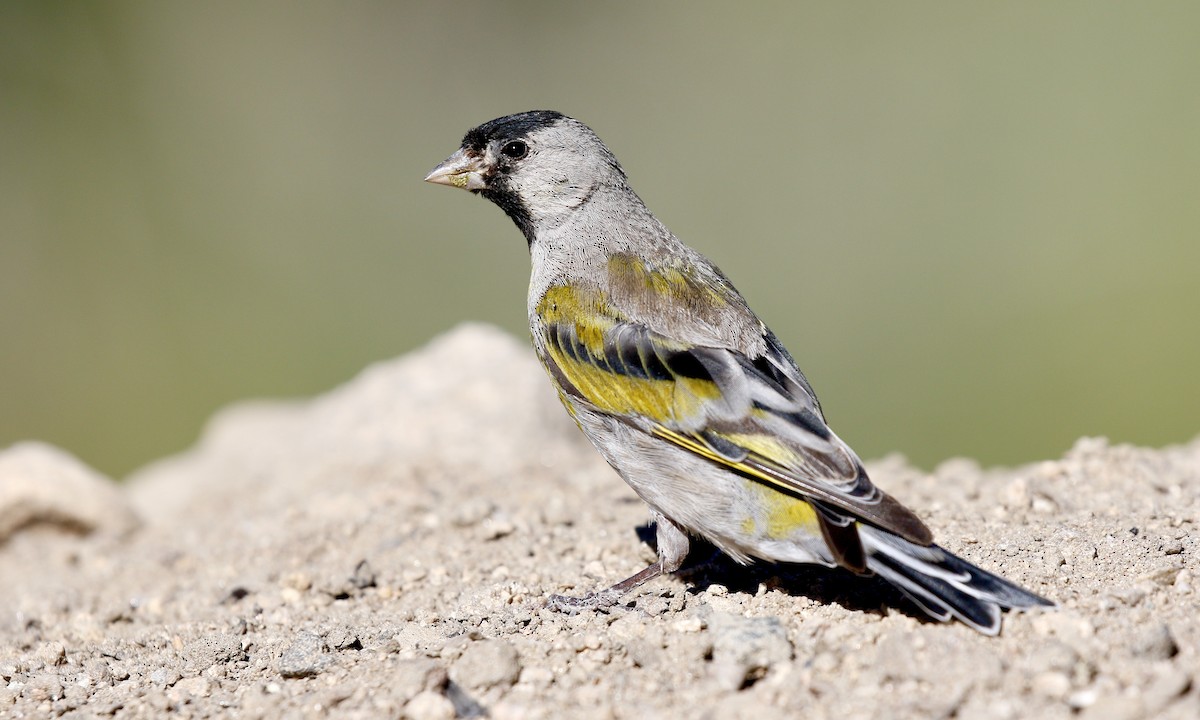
461, 110, 567, 153
478, 186, 536, 246
459, 111, 566, 247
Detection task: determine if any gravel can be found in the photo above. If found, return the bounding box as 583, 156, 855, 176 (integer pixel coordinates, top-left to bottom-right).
1, 323, 1197, 719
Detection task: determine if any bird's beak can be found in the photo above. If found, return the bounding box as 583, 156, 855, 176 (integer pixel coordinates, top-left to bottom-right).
424, 148, 488, 191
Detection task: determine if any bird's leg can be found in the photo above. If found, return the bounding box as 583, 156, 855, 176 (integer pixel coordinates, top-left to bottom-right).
547, 512, 689, 613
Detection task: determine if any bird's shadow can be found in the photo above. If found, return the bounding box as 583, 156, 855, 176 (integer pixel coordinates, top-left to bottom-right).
633, 523, 933, 624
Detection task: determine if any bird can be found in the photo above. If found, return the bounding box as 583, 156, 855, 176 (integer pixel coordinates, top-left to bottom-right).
424, 110, 1054, 634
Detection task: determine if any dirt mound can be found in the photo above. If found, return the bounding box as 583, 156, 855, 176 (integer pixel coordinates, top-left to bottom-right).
1, 324, 1196, 719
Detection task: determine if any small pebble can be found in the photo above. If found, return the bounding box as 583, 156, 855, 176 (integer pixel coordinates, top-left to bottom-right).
672, 616, 703, 633
406, 690, 456, 720
278, 630, 330, 678
1143, 666, 1191, 714
1025, 640, 1079, 675
450, 639, 522, 690
281, 572, 312, 592
0, 659, 20, 681
22, 675, 65, 702
37, 642, 66, 667
1068, 687, 1098, 710
83, 659, 113, 687
392, 658, 448, 703
1032, 495, 1058, 514
325, 625, 361, 651
173, 676, 211, 698
148, 667, 181, 687
1031, 671, 1071, 700
452, 497, 495, 527
517, 667, 553, 688
1108, 585, 1146, 606
183, 633, 244, 673
1130, 624, 1178, 660
707, 612, 792, 691
481, 516, 516, 541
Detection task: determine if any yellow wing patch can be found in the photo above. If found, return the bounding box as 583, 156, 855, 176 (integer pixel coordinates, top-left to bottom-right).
715, 432, 796, 467
547, 348, 723, 423
534, 281, 928, 552
554, 351, 674, 418
537, 285, 615, 351
537, 284, 722, 425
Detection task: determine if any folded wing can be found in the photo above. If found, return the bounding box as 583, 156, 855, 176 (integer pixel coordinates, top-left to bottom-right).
538, 300, 933, 556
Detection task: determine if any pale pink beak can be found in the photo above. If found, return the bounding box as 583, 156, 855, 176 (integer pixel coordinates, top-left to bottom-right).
424, 148, 488, 191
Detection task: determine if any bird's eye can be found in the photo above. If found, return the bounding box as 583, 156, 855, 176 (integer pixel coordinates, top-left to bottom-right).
500, 140, 528, 159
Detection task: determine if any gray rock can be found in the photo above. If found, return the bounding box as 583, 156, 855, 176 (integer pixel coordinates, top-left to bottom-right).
392, 658, 448, 703
172, 676, 211, 699
325, 624, 362, 651
279, 630, 330, 678
707, 611, 793, 691
182, 633, 245, 673
61, 680, 90, 708
83, 658, 114, 687
22, 674, 65, 702
148, 667, 181, 687
0, 658, 20, 681
450, 639, 522, 690
36, 641, 66, 667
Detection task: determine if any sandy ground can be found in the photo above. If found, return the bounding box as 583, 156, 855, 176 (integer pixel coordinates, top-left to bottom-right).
1, 324, 1197, 720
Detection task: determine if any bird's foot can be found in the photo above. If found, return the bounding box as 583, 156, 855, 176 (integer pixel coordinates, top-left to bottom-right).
545, 554, 676, 613
545, 589, 622, 614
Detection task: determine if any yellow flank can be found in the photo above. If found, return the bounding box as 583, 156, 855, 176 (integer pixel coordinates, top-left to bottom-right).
747, 481, 820, 539
650, 427, 819, 540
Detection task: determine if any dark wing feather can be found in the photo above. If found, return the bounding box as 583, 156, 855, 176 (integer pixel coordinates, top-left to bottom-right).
537, 297, 933, 547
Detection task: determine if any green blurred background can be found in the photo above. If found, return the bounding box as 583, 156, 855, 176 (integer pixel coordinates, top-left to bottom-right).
2, 2, 1197, 479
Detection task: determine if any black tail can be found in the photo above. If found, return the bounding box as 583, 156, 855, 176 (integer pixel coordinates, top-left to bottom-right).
862, 527, 1054, 635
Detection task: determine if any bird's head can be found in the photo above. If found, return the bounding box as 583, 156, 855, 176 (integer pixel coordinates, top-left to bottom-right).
425, 111, 626, 243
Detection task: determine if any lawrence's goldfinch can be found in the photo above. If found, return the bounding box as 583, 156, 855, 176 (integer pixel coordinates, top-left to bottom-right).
426, 111, 1053, 635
